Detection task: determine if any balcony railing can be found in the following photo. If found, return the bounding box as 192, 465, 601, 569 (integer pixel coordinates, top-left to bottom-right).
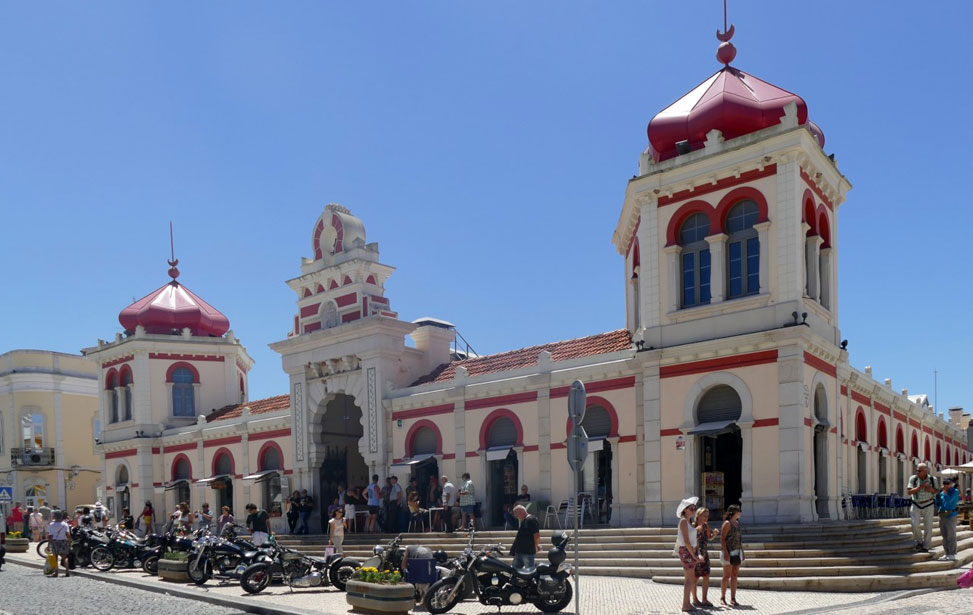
10, 447, 55, 466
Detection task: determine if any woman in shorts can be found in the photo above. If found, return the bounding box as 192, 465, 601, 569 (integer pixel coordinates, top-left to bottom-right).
673, 497, 699, 613
720, 504, 744, 607
47, 510, 72, 577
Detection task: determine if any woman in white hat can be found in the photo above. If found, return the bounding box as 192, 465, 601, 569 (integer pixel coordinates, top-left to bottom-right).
674, 496, 699, 612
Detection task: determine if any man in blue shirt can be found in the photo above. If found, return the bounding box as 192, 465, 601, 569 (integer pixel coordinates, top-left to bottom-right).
936, 477, 960, 561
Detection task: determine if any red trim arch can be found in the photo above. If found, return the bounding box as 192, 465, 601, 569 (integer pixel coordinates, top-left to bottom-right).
947, 447, 952, 466
211, 447, 236, 476
802, 190, 816, 235
854, 407, 868, 443
303, 288, 312, 298
714, 186, 769, 234
329, 279, 339, 290
631, 239, 640, 277
877, 417, 888, 449
478, 408, 524, 450
911, 432, 919, 458
342, 275, 353, 286
119, 365, 133, 386
257, 441, 285, 472
366, 275, 377, 285
564, 395, 620, 439
316, 284, 325, 294
936, 442, 942, 466
105, 368, 118, 389
166, 362, 200, 383
895, 425, 905, 454
817, 207, 832, 249
924, 437, 931, 461
313, 219, 325, 260
404, 419, 443, 458
665, 200, 715, 246
171, 453, 193, 481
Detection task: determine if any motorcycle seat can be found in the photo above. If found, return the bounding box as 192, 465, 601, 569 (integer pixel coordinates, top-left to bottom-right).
242, 551, 258, 559
512, 566, 537, 579
306, 556, 329, 564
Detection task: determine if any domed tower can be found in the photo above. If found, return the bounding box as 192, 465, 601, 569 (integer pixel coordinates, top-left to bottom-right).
613, 24, 850, 348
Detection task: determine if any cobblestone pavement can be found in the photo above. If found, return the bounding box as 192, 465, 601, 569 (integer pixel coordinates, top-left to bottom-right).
0, 560, 245, 615
5, 551, 970, 614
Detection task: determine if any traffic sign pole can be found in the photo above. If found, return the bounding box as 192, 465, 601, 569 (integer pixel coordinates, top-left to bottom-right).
567, 380, 587, 615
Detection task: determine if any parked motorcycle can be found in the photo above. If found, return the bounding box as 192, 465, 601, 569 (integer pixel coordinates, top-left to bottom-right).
138, 523, 205, 575
329, 534, 406, 591
186, 523, 271, 585
90, 526, 157, 572
240, 543, 340, 594
423, 530, 573, 614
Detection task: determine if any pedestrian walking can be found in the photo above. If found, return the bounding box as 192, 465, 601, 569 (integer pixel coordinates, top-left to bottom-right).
674, 496, 699, 613
137, 501, 155, 537
38, 503, 52, 539
720, 504, 744, 607
908, 463, 938, 552
245, 503, 272, 546
329, 508, 347, 554
389, 476, 403, 533
297, 489, 314, 534
692, 507, 718, 608
11, 502, 24, 537
194, 503, 213, 532
286, 490, 301, 533
92, 501, 111, 529
216, 506, 234, 536
441, 475, 457, 533
458, 473, 476, 531
936, 477, 960, 561
510, 505, 540, 570
47, 510, 72, 577
28, 507, 44, 542
119, 508, 135, 531
366, 474, 382, 533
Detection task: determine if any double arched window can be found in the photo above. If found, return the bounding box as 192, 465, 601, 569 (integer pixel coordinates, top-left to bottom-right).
172, 367, 196, 417
679, 213, 711, 308
106, 372, 119, 423
120, 368, 133, 421
725, 200, 760, 299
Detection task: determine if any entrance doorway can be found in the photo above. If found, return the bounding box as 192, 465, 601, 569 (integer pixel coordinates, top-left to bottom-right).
488, 449, 518, 527
317, 394, 369, 513
693, 385, 743, 519
856, 447, 867, 492
578, 404, 614, 524
25, 482, 47, 510
878, 456, 887, 493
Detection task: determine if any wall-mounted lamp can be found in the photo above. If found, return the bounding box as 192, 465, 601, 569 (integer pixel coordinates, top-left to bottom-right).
840, 339, 849, 350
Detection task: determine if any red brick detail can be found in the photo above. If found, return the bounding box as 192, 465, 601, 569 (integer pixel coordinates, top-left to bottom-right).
660, 350, 778, 379
923, 425, 933, 435
523, 445, 539, 452
341, 312, 361, 323
203, 436, 243, 448
804, 418, 813, 427
465, 451, 479, 457
803, 352, 836, 377
909, 419, 921, 428
102, 355, 134, 368
335, 292, 357, 308
151, 448, 160, 454
131, 483, 139, 488
874, 403, 891, 416
370, 295, 389, 305
391, 404, 454, 421
153, 482, 163, 487
658, 164, 777, 207
660, 428, 683, 437
618, 435, 637, 443
300, 303, 320, 318
105, 448, 137, 459
893, 411, 907, 422
840, 385, 848, 396
753, 418, 779, 428
851, 391, 870, 406
466, 392, 538, 411
362, 296, 368, 318
550, 376, 635, 398
150, 353, 224, 362
800, 167, 834, 211
164, 442, 196, 453
250, 428, 291, 442
830, 427, 837, 434
304, 321, 322, 333
442, 453, 456, 460
551, 443, 567, 450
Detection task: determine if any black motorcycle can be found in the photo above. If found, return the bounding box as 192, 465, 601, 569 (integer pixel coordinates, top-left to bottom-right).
186, 523, 269, 585
423, 530, 573, 614
139, 523, 204, 575
329, 534, 406, 591
89, 526, 157, 572
240, 543, 339, 594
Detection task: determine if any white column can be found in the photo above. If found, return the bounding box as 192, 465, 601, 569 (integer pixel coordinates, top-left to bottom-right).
805, 235, 823, 301
125, 384, 134, 420
705, 233, 727, 303
664, 245, 682, 312
754, 221, 771, 294
641, 365, 663, 526
536, 386, 552, 504
637, 198, 662, 329
165, 383, 174, 417
192, 383, 202, 416
819, 247, 833, 310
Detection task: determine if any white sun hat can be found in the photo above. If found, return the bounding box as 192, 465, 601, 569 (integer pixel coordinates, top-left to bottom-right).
676, 496, 700, 519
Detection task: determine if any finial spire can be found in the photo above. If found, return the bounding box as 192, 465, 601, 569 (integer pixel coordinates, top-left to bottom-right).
167, 221, 180, 282
716, 0, 737, 66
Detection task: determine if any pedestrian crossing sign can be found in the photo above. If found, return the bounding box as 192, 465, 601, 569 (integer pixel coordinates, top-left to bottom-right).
0, 487, 12, 503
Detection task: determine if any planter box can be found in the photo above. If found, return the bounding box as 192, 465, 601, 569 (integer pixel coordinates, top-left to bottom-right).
346, 579, 415, 615
5, 538, 29, 553
157, 559, 190, 582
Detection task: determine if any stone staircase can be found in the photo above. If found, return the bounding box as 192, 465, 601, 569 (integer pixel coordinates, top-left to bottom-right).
276, 519, 973, 592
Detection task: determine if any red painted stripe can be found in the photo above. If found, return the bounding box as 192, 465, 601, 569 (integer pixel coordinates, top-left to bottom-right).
335, 292, 357, 308
934, 431, 943, 440
625, 217, 641, 256
300, 303, 320, 318
149, 353, 224, 362
840, 385, 848, 396
153, 482, 162, 487
465, 451, 479, 457
152, 447, 160, 454
550, 376, 635, 398
909, 419, 921, 428
465, 391, 538, 410
551, 442, 566, 450
851, 391, 870, 406
304, 321, 322, 333
923, 426, 933, 435
203, 435, 242, 448
618, 435, 637, 443
341, 312, 361, 323
658, 165, 777, 207
660, 428, 683, 437
753, 418, 779, 428
102, 355, 134, 368
284, 469, 294, 475
370, 295, 389, 304
874, 403, 890, 416
391, 404, 454, 421
163, 442, 196, 453
660, 350, 778, 379
893, 411, 907, 422
804, 418, 813, 427
803, 352, 836, 377
830, 427, 838, 434
442, 453, 456, 460
105, 448, 137, 459
523, 445, 539, 452
800, 168, 834, 211
250, 428, 291, 441
131, 482, 139, 488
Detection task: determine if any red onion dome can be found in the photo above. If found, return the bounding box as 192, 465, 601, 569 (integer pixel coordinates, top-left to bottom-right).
118, 262, 229, 337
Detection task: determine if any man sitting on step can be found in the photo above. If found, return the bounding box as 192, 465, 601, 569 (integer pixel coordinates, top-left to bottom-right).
907, 463, 938, 552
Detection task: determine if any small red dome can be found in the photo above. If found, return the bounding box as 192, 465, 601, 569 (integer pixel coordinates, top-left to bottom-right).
647, 67, 813, 162
119, 280, 230, 337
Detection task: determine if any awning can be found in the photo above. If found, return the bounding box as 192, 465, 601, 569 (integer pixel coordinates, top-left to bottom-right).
242, 470, 279, 481
486, 447, 512, 461
164, 479, 189, 491
196, 474, 232, 486
588, 438, 605, 453
390, 454, 435, 471
687, 420, 736, 436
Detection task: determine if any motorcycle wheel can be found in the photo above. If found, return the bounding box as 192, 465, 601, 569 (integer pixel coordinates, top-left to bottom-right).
240, 563, 272, 594
329, 559, 359, 592
90, 547, 115, 572
35, 540, 50, 557
533, 578, 573, 613
187, 556, 212, 585
423, 577, 462, 615
142, 555, 159, 575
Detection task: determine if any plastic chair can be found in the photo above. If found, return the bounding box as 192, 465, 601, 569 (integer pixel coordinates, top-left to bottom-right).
543, 503, 561, 529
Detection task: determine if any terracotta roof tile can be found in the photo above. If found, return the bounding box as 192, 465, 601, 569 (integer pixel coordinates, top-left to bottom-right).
207, 394, 290, 422
412, 329, 632, 386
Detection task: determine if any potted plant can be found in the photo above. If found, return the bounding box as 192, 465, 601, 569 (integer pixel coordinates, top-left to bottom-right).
4, 531, 29, 553
345, 567, 415, 615
157, 550, 190, 582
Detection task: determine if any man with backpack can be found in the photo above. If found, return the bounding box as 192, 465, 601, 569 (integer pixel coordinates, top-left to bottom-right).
92, 501, 112, 529
907, 463, 937, 552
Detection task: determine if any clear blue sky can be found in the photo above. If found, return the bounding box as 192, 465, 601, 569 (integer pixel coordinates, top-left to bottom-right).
2, 2, 971, 414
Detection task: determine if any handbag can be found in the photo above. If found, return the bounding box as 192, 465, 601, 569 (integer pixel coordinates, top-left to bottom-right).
44, 552, 58, 576
729, 549, 742, 566
324, 545, 335, 557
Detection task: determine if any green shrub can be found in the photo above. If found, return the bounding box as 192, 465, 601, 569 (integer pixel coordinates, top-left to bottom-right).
161, 550, 189, 562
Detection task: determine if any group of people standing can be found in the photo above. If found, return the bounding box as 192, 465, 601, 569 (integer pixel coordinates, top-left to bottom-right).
675, 498, 744, 613
908, 463, 963, 560
285, 489, 315, 535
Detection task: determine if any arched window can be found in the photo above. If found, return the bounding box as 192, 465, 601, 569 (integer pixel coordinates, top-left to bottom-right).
107, 372, 119, 423
260, 445, 282, 471
21, 412, 45, 450
411, 427, 439, 456
696, 385, 742, 424
120, 368, 133, 421
855, 412, 867, 443
725, 200, 760, 299
213, 452, 233, 476
257, 445, 283, 516
171, 367, 196, 417
580, 406, 613, 439
679, 213, 711, 308
487, 417, 518, 448
322, 302, 338, 329
911, 433, 919, 459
